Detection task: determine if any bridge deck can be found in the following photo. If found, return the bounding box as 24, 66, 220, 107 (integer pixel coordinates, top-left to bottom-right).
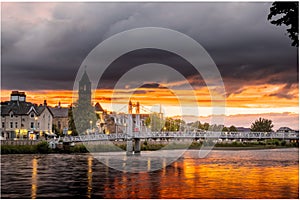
62, 132, 299, 142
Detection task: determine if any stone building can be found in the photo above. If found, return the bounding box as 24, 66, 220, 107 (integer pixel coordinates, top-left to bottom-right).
49, 102, 69, 134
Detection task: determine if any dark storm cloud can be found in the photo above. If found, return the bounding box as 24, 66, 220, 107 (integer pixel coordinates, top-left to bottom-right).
1, 2, 298, 94
98, 48, 200, 89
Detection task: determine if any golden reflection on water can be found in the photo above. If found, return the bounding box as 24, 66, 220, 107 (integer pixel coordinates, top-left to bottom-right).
105, 157, 109, 176
87, 156, 93, 198
106, 151, 298, 199
171, 154, 299, 199
31, 157, 38, 199
162, 158, 166, 176
147, 158, 151, 171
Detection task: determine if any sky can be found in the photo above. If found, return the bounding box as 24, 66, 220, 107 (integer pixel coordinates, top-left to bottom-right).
1, 2, 299, 129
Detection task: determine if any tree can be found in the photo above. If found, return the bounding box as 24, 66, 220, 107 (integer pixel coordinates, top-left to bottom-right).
188, 121, 204, 130
164, 117, 180, 131
52, 124, 62, 136
203, 122, 210, 131
229, 125, 238, 132
145, 112, 165, 132
209, 124, 223, 131
68, 106, 78, 136
250, 117, 274, 132
222, 127, 229, 132
73, 100, 97, 134
268, 2, 298, 47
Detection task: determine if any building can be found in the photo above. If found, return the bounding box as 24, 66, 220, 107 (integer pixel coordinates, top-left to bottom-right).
79, 70, 92, 104
277, 127, 294, 133
0, 91, 53, 140
236, 127, 251, 132
49, 102, 69, 134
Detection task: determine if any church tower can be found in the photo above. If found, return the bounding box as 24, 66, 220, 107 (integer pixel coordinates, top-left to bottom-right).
79, 70, 91, 104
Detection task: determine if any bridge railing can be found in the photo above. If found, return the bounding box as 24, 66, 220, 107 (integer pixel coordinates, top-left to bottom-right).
62, 131, 299, 142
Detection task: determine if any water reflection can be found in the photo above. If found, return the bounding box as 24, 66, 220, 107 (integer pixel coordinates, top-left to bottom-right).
87, 156, 93, 198
31, 157, 37, 199
1, 149, 299, 199
147, 158, 151, 171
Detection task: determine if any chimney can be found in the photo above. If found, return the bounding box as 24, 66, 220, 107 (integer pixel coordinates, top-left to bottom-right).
58, 101, 61, 108
44, 100, 47, 106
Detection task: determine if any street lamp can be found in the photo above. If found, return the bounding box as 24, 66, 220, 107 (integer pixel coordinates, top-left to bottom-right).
124, 123, 127, 133
89, 120, 93, 131
34, 117, 38, 130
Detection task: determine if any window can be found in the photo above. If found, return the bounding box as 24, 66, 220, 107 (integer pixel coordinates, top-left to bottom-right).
10, 122, 13, 129
30, 113, 34, 118
15, 122, 18, 128
30, 122, 34, 129
2, 122, 4, 128
22, 118, 25, 122
10, 112, 13, 118
37, 122, 40, 129
48, 123, 50, 129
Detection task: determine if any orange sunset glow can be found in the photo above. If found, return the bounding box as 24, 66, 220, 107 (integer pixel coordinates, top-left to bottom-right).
1, 83, 298, 108
1, 81, 298, 130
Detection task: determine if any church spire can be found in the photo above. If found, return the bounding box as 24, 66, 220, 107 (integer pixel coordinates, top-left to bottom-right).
78, 68, 91, 104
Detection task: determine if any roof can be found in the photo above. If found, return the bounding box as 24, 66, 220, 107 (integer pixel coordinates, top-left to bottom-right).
1, 101, 53, 117
95, 102, 104, 112
1, 101, 36, 116
277, 127, 293, 131
236, 127, 251, 132
49, 107, 69, 118
79, 70, 91, 84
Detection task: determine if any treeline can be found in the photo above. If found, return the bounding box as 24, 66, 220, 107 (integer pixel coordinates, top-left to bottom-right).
145, 113, 238, 132
145, 115, 277, 133
187, 121, 238, 132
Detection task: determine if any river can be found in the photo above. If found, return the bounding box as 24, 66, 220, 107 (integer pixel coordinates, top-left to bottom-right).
1, 148, 298, 198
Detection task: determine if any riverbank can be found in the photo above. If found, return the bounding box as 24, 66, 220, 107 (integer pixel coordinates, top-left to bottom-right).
1, 140, 298, 154
1, 141, 88, 154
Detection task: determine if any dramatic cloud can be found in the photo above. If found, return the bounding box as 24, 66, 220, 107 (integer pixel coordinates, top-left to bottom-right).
1, 2, 298, 97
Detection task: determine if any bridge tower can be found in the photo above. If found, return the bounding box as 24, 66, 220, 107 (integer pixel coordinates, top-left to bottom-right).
135, 101, 141, 132
128, 100, 133, 114
126, 100, 142, 155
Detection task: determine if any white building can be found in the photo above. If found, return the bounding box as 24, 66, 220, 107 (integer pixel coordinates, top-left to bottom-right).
0, 91, 53, 140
